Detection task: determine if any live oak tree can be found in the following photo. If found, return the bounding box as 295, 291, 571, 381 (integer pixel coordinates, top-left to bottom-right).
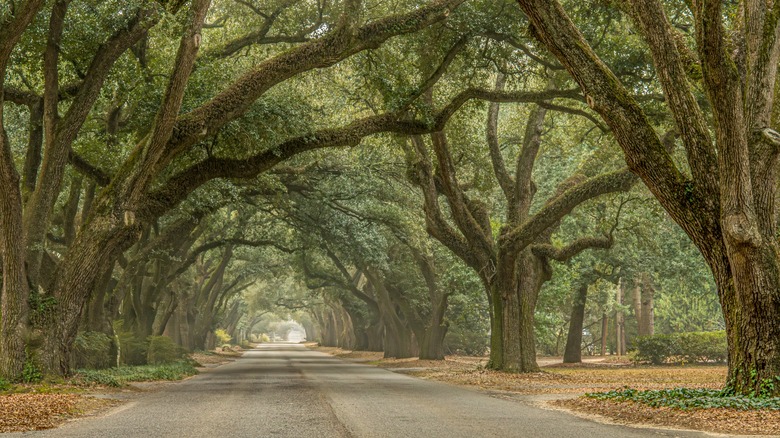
405, 69, 637, 370
514, 0, 780, 394
0, 0, 596, 377
0, 0, 468, 379
279, 157, 456, 359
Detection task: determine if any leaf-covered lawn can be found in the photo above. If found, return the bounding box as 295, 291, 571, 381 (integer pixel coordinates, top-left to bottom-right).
407, 363, 727, 394
0, 393, 116, 433
315, 346, 728, 394
554, 397, 780, 436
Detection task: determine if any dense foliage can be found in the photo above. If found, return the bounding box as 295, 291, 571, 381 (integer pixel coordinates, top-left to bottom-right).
634, 332, 727, 365
2, 0, 772, 397
75, 362, 198, 387
586, 388, 780, 410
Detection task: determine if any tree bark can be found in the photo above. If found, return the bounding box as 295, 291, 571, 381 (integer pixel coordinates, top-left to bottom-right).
600, 313, 608, 356
632, 279, 643, 336
616, 278, 625, 356
640, 274, 654, 336
367, 270, 417, 359
0, 0, 47, 382
563, 282, 589, 363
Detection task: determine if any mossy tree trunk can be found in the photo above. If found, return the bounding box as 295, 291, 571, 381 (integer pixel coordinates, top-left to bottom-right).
516, 0, 780, 394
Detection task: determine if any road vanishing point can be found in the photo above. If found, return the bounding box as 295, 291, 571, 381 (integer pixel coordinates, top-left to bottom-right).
11, 345, 725, 437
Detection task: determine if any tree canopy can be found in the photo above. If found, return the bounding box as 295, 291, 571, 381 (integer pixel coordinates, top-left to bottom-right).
0, 0, 773, 397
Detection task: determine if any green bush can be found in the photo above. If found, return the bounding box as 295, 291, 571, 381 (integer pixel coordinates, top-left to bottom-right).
147, 336, 185, 365
634, 331, 727, 365
74, 331, 113, 369
22, 359, 42, 383
443, 326, 489, 356
633, 334, 674, 365
21, 346, 43, 384
113, 320, 148, 366
214, 329, 232, 345
76, 361, 198, 387
0, 377, 11, 391
586, 388, 780, 410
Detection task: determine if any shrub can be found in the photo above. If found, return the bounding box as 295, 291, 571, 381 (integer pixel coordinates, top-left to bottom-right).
586, 388, 780, 410
147, 336, 186, 365
443, 326, 489, 356
634, 334, 675, 365
113, 320, 148, 366
74, 331, 113, 369
634, 331, 727, 365
76, 361, 198, 387
214, 329, 232, 345
18, 345, 44, 384
0, 377, 11, 391
22, 359, 42, 383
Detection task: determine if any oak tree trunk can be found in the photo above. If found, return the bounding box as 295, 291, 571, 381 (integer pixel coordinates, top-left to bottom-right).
563, 283, 588, 363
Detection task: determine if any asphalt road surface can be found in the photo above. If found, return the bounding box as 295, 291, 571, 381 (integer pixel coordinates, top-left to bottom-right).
11, 344, 724, 437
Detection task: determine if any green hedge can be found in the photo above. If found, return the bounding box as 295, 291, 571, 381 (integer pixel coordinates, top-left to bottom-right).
76, 361, 198, 387
586, 388, 780, 410
147, 336, 186, 365
634, 331, 727, 365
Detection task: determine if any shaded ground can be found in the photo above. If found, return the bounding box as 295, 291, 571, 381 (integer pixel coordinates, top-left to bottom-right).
2, 345, 769, 436
6, 344, 711, 438
313, 346, 779, 436
0, 349, 241, 433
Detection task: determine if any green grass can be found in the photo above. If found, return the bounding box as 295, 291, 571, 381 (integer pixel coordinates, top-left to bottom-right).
585, 388, 780, 410
74, 361, 198, 387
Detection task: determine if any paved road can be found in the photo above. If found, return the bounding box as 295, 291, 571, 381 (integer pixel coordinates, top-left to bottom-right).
12, 345, 723, 437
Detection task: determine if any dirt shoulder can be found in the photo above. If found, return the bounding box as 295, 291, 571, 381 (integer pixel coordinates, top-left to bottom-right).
313, 346, 776, 436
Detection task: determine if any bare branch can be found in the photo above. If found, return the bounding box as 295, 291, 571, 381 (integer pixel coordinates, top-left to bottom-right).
536, 101, 607, 132
480, 31, 563, 70
3, 87, 38, 106
486, 74, 514, 199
